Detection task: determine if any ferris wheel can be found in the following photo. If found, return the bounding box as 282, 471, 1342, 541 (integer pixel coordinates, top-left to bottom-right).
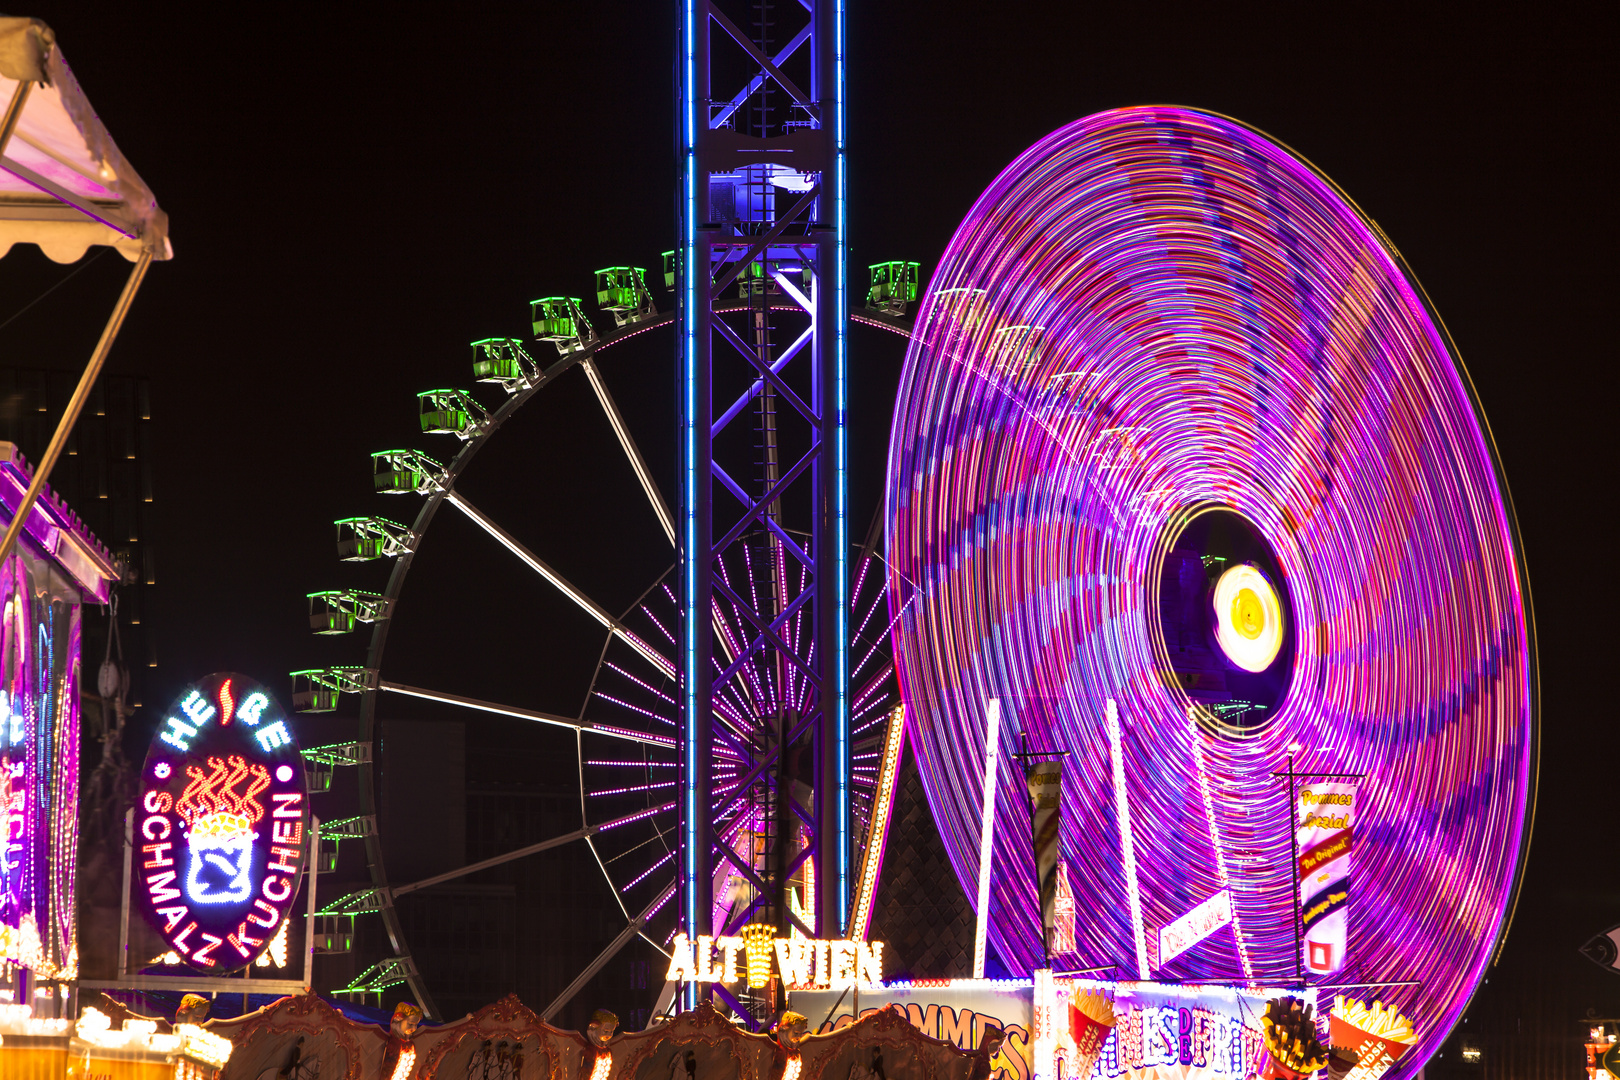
291, 265, 918, 1021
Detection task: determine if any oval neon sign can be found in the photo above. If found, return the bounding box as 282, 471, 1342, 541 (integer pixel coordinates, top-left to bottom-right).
137, 673, 307, 971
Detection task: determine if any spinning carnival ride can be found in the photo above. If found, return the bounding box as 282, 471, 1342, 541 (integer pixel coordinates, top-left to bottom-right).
887, 107, 1535, 1070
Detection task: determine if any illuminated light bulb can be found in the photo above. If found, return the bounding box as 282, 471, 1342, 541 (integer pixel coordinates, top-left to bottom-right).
256, 919, 290, 968
1031, 968, 1055, 1080
740, 924, 775, 988
1211, 563, 1284, 672
175, 1023, 234, 1068
77, 1007, 112, 1035
590, 1050, 613, 1080
717, 936, 745, 983
693, 935, 717, 981
388, 1045, 417, 1080
782, 1054, 803, 1080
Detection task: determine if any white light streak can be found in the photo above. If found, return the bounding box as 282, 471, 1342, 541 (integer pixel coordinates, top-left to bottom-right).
973, 697, 1001, 979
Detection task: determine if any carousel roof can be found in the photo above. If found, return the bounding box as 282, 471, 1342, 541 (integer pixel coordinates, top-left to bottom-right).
0, 16, 170, 263
0, 441, 120, 602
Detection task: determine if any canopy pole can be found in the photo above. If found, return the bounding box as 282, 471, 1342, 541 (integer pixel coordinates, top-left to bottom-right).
0, 79, 33, 158
0, 249, 152, 570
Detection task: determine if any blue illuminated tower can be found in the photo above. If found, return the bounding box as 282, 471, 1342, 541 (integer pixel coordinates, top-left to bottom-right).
677, 0, 848, 992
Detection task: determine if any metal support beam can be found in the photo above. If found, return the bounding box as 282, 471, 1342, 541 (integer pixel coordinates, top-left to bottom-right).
0, 79, 34, 159
679, 0, 848, 993
304, 817, 320, 989
680, 0, 715, 990
118, 808, 132, 979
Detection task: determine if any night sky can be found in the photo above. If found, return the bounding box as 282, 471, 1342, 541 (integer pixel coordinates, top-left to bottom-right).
3, 0, 1611, 1041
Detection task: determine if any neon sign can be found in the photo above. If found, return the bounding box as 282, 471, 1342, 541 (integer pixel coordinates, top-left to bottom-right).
136, 673, 307, 971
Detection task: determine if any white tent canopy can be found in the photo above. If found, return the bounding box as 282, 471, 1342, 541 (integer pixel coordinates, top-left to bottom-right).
0, 17, 169, 589
0, 17, 169, 263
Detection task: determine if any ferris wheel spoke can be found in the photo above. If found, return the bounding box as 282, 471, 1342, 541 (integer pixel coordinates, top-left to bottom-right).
540, 881, 675, 1023
593, 801, 678, 832
585, 836, 633, 922
379, 681, 674, 747
445, 489, 676, 679
609, 844, 677, 888
599, 660, 677, 708
389, 797, 673, 901
850, 664, 894, 716
579, 356, 676, 547
392, 824, 597, 897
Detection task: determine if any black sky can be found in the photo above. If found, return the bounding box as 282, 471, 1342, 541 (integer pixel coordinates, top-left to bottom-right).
2, 0, 1613, 1027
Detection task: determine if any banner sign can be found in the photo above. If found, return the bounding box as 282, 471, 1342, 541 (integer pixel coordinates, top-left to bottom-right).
1297, 781, 1354, 976
1158, 889, 1234, 968
1026, 759, 1062, 954
137, 673, 307, 971
1052, 861, 1077, 957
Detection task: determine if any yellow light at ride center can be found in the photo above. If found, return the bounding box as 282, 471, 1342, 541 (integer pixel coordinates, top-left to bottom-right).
1211, 563, 1285, 673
